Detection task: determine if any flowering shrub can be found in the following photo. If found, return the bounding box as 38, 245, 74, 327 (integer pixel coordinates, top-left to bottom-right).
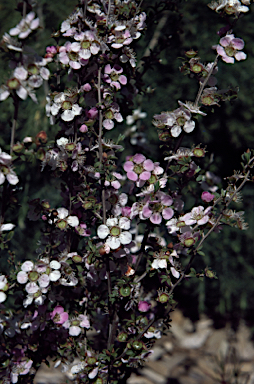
0, 1, 253, 383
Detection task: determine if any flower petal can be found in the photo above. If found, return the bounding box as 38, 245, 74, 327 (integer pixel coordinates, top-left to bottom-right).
97, 224, 110, 239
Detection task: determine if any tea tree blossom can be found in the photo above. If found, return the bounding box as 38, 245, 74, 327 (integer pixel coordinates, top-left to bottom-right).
0, 149, 19, 185
59, 41, 82, 69
63, 314, 90, 336
0, 223, 15, 231
201, 191, 215, 202
48, 207, 79, 229
97, 217, 132, 250
0, 66, 28, 101
124, 153, 163, 187
50, 306, 69, 324
140, 192, 174, 225
138, 301, 151, 312
181, 206, 212, 226
73, 30, 101, 59
153, 105, 196, 138
47, 91, 82, 122
10, 359, 33, 383
9, 11, 40, 39
208, 0, 250, 14
17, 259, 62, 306
0, 275, 8, 303
214, 34, 247, 63
151, 258, 167, 269
104, 64, 127, 90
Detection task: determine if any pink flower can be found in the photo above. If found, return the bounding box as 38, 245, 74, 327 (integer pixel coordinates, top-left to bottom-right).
87, 107, 98, 119
201, 191, 215, 203
138, 301, 151, 312
59, 41, 82, 69
79, 124, 88, 133
214, 34, 247, 64
124, 154, 159, 187
139, 191, 174, 224
50, 306, 69, 324
104, 64, 127, 90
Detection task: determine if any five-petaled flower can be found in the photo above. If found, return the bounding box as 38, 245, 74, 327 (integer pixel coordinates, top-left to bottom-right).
50, 306, 69, 324
97, 217, 132, 250
214, 34, 247, 63
9, 12, 40, 39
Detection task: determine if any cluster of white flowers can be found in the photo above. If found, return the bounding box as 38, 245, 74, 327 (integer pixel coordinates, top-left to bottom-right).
17, 259, 61, 307
0, 61, 50, 103
0, 275, 8, 303
208, 0, 251, 14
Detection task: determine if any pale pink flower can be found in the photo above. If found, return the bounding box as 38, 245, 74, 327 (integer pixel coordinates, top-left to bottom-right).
181, 206, 211, 226
214, 34, 247, 63
9, 12, 40, 39
0, 223, 15, 231
153, 106, 195, 138
59, 41, 82, 69
74, 30, 100, 59
104, 64, 127, 90
63, 314, 90, 336
151, 259, 167, 269
11, 359, 33, 383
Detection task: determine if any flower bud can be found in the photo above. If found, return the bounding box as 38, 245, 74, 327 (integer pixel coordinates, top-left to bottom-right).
87, 357, 97, 365
117, 332, 128, 342
132, 340, 143, 350
185, 49, 198, 58
119, 286, 131, 297
157, 292, 169, 303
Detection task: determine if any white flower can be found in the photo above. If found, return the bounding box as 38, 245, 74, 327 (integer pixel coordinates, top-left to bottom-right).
97, 217, 132, 250
51, 207, 79, 228
0, 291, 6, 303
57, 137, 69, 147
0, 223, 15, 231
151, 259, 167, 269
126, 108, 147, 125
9, 12, 40, 39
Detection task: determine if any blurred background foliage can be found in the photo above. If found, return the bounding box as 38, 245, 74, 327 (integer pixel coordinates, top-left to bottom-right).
0, 0, 254, 331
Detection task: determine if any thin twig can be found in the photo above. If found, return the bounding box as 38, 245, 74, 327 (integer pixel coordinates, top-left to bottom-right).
10, 96, 19, 155
106, 0, 111, 27
194, 55, 219, 108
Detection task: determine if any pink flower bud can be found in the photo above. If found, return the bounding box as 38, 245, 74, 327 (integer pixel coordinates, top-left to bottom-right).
79, 124, 88, 133
201, 191, 215, 203
138, 301, 151, 312
87, 107, 98, 119
83, 83, 92, 91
